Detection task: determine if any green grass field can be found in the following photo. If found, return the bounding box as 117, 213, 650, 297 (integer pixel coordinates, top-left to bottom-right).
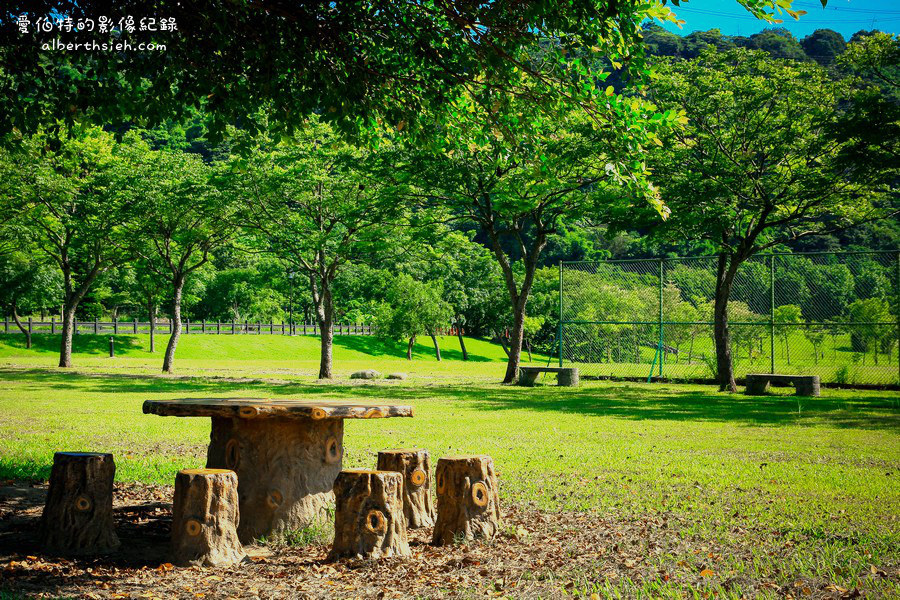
565, 326, 900, 385
0, 334, 898, 597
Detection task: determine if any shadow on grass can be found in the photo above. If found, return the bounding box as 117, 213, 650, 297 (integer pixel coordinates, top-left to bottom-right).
332, 335, 493, 362
0, 334, 145, 355
1, 367, 898, 431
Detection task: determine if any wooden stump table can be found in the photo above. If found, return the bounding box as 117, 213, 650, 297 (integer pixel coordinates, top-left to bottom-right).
143, 398, 413, 543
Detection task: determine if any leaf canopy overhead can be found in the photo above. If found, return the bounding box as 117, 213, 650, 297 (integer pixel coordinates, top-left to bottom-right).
1, 0, 819, 140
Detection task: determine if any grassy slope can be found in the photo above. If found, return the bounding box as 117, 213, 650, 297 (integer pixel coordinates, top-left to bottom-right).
0, 337, 897, 596
0, 333, 544, 380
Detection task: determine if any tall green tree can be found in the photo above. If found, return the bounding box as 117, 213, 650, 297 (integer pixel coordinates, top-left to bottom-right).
402, 97, 671, 382
233, 119, 403, 379
373, 274, 453, 361
121, 132, 234, 373
630, 48, 898, 391
0, 125, 133, 367
0, 249, 61, 348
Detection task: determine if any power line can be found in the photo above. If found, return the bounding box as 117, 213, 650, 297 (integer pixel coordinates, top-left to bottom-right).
791, 1, 900, 15
674, 6, 900, 24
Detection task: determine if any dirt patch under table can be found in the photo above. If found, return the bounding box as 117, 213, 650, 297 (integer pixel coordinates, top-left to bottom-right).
0, 481, 892, 599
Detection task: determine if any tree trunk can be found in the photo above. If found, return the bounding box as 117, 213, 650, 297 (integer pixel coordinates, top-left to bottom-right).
58, 301, 77, 368
430, 333, 441, 361
713, 253, 740, 392
148, 301, 156, 353
526, 339, 533, 362
162, 277, 184, 373
497, 332, 510, 357
11, 305, 31, 349
314, 277, 335, 379
503, 299, 527, 384
456, 323, 469, 361
407, 335, 416, 360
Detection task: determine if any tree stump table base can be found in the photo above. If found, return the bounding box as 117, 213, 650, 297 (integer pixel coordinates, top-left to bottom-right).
377, 448, 435, 529
206, 416, 344, 543
329, 469, 410, 560
172, 468, 245, 567
432, 455, 501, 545
39, 452, 120, 556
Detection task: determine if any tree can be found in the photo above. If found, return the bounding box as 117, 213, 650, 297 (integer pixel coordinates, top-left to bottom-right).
642, 23, 684, 57
402, 97, 671, 383
830, 33, 900, 182
121, 132, 234, 373
750, 28, 808, 61
233, 119, 403, 379
803, 326, 827, 365
632, 48, 898, 391
801, 29, 845, 66
0, 125, 133, 367
373, 275, 453, 361
126, 258, 167, 353
0, 1, 805, 141
846, 298, 891, 365
774, 304, 802, 365
0, 250, 61, 348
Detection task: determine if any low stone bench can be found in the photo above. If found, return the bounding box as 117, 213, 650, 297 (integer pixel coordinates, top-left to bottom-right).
745, 373, 820, 397
518, 366, 579, 387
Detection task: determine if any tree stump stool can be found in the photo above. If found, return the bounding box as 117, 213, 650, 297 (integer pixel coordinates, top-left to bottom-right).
39, 452, 120, 555
377, 448, 435, 529
329, 469, 410, 560
432, 455, 501, 545
172, 468, 245, 567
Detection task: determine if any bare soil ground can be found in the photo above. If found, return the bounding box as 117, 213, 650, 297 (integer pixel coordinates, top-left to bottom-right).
1, 482, 893, 599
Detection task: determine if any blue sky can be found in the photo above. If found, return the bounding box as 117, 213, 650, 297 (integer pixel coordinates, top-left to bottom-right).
660, 0, 900, 40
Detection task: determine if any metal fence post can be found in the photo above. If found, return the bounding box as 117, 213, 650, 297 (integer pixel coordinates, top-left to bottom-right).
558, 261, 564, 367
770, 255, 776, 374
51, 316, 55, 334
658, 259, 664, 379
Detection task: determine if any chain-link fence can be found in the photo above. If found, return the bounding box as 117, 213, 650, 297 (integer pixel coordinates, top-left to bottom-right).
559, 251, 900, 386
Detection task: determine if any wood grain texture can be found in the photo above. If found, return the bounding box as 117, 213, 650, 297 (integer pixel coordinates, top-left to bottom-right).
432, 455, 501, 545
171, 468, 245, 567
39, 452, 120, 556
376, 449, 435, 529
143, 398, 414, 420
206, 416, 345, 543
329, 469, 410, 560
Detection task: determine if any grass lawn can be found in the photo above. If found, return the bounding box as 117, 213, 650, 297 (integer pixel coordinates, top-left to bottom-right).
0, 334, 898, 597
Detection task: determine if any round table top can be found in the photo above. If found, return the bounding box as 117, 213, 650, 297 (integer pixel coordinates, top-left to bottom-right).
142, 398, 414, 420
